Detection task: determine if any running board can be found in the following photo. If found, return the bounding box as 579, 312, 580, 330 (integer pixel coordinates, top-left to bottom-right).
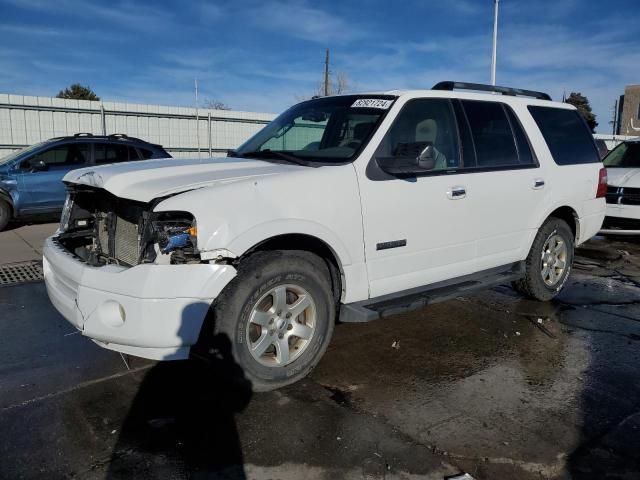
339, 262, 525, 323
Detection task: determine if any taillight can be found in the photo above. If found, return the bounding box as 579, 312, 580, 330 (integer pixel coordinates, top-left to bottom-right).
596, 167, 607, 198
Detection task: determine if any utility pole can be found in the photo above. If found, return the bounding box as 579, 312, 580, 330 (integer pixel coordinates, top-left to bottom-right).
610, 98, 619, 135
490, 0, 499, 86
324, 49, 330, 96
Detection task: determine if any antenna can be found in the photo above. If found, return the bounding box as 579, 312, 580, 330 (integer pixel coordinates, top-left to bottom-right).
324, 49, 330, 96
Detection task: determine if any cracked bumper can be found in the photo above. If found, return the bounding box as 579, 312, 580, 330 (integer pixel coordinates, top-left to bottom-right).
43, 236, 237, 360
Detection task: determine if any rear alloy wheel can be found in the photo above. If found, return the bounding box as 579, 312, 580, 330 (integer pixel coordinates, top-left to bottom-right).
0, 200, 10, 231
540, 233, 569, 287
512, 217, 574, 301
209, 250, 335, 392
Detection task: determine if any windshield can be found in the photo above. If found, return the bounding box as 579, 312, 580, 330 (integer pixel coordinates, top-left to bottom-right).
603, 141, 640, 168
0, 141, 48, 166
235, 95, 396, 164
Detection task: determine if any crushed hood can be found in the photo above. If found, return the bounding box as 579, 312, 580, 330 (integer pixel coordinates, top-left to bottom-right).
63, 157, 302, 202
606, 168, 640, 189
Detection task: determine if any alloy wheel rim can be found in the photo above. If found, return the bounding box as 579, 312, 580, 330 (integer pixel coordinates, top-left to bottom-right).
246, 283, 316, 367
541, 234, 568, 287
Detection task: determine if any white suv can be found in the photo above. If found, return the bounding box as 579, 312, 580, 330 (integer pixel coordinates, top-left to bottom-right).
44, 82, 607, 391
600, 138, 640, 234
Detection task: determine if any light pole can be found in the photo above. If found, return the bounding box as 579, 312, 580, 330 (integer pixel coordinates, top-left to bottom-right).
490, 0, 499, 86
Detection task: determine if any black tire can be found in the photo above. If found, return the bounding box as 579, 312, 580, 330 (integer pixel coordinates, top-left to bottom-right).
208, 250, 335, 392
512, 217, 574, 301
0, 200, 10, 231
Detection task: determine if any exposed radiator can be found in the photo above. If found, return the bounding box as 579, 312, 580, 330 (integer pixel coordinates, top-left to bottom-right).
97, 213, 141, 266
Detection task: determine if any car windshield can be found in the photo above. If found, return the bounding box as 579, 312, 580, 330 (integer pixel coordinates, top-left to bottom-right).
603, 141, 640, 168
234, 95, 396, 164
0, 141, 48, 166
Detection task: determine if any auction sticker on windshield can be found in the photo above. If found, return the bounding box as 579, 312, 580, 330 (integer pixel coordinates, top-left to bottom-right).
351, 99, 393, 109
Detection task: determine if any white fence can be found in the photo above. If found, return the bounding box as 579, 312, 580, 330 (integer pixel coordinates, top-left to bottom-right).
0, 94, 277, 158
593, 133, 638, 150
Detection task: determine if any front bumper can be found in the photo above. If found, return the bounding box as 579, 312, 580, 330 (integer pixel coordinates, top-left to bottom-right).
43, 236, 237, 360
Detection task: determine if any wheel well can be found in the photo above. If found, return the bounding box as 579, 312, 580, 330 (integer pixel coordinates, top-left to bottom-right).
547, 206, 578, 239
242, 234, 343, 304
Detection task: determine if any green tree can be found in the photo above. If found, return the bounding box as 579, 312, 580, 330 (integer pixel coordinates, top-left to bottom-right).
564, 92, 597, 132
56, 83, 100, 101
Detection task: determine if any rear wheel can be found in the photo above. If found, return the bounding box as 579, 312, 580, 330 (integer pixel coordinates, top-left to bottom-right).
0, 200, 11, 231
512, 217, 574, 301
209, 250, 335, 392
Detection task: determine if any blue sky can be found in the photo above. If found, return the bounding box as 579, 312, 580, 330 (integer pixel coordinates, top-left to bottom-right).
1, 0, 638, 132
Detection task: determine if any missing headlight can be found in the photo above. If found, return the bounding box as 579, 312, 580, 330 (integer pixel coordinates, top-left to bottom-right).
151, 212, 199, 262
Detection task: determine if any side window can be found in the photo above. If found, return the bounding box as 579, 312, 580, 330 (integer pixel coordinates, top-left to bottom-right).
94, 143, 140, 164
528, 106, 600, 165
375, 98, 460, 171
127, 146, 140, 160
139, 148, 155, 159
25, 144, 88, 169
461, 100, 519, 168
505, 107, 535, 165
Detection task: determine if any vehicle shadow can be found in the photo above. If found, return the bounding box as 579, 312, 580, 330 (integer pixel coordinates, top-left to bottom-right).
106, 304, 252, 479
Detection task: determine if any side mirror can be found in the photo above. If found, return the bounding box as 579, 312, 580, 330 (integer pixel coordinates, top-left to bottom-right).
417, 145, 435, 169
375, 141, 435, 175
28, 159, 48, 172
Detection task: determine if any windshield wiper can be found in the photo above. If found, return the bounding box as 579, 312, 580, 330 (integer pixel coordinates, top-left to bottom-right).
238, 149, 309, 167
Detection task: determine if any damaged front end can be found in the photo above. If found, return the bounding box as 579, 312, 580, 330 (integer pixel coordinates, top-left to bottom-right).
57, 185, 200, 267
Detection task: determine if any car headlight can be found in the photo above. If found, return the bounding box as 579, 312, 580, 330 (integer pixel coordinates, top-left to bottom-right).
59, 194, 73, 233
151, 212, 197, 254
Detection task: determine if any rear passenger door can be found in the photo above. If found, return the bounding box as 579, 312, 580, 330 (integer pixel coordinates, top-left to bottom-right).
456, 100, 546, 270
92, 143, 140, 165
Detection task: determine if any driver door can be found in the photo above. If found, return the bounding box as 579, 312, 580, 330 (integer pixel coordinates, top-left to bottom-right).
356, 98, 480, 298
17, 142, 89, 213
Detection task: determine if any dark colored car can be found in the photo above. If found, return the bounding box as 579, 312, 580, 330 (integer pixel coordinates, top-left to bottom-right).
0, 133, 170, 230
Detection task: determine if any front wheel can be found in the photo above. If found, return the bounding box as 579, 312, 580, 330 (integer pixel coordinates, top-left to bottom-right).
512, 217, 574, 301
209, 250, 335, 392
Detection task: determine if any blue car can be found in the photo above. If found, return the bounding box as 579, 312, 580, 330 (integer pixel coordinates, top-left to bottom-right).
0, 134, 170, 230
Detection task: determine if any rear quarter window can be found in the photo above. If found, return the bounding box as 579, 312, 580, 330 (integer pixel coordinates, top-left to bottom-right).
528, 106, 600, 165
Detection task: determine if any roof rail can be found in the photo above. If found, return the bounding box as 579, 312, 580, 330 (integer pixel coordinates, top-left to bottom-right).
108, 133, 129, 138
432, 81, 552, 101
73, 132, 94, 137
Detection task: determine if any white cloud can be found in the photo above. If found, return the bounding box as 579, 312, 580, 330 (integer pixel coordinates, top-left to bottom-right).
3, 0, 171, 31
246, 0, 364, 43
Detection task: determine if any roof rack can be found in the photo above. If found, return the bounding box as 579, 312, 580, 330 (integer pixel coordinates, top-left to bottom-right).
62, 133, 147, 143
432, 81, 552, 101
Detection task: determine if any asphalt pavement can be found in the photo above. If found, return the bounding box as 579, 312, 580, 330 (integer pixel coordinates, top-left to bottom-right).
1, 226, 639, 479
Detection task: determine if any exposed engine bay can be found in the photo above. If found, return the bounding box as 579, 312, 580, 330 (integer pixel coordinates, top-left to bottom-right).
56, 185, 200, 267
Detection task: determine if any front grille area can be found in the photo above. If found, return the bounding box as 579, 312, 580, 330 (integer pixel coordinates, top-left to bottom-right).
96, 213, 141, 266
606, 186, 640, 206
601, 216, 640, 231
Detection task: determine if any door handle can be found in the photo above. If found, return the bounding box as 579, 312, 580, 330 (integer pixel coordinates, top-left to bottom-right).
532, 178, 545, 189
447, 186, 467, 200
